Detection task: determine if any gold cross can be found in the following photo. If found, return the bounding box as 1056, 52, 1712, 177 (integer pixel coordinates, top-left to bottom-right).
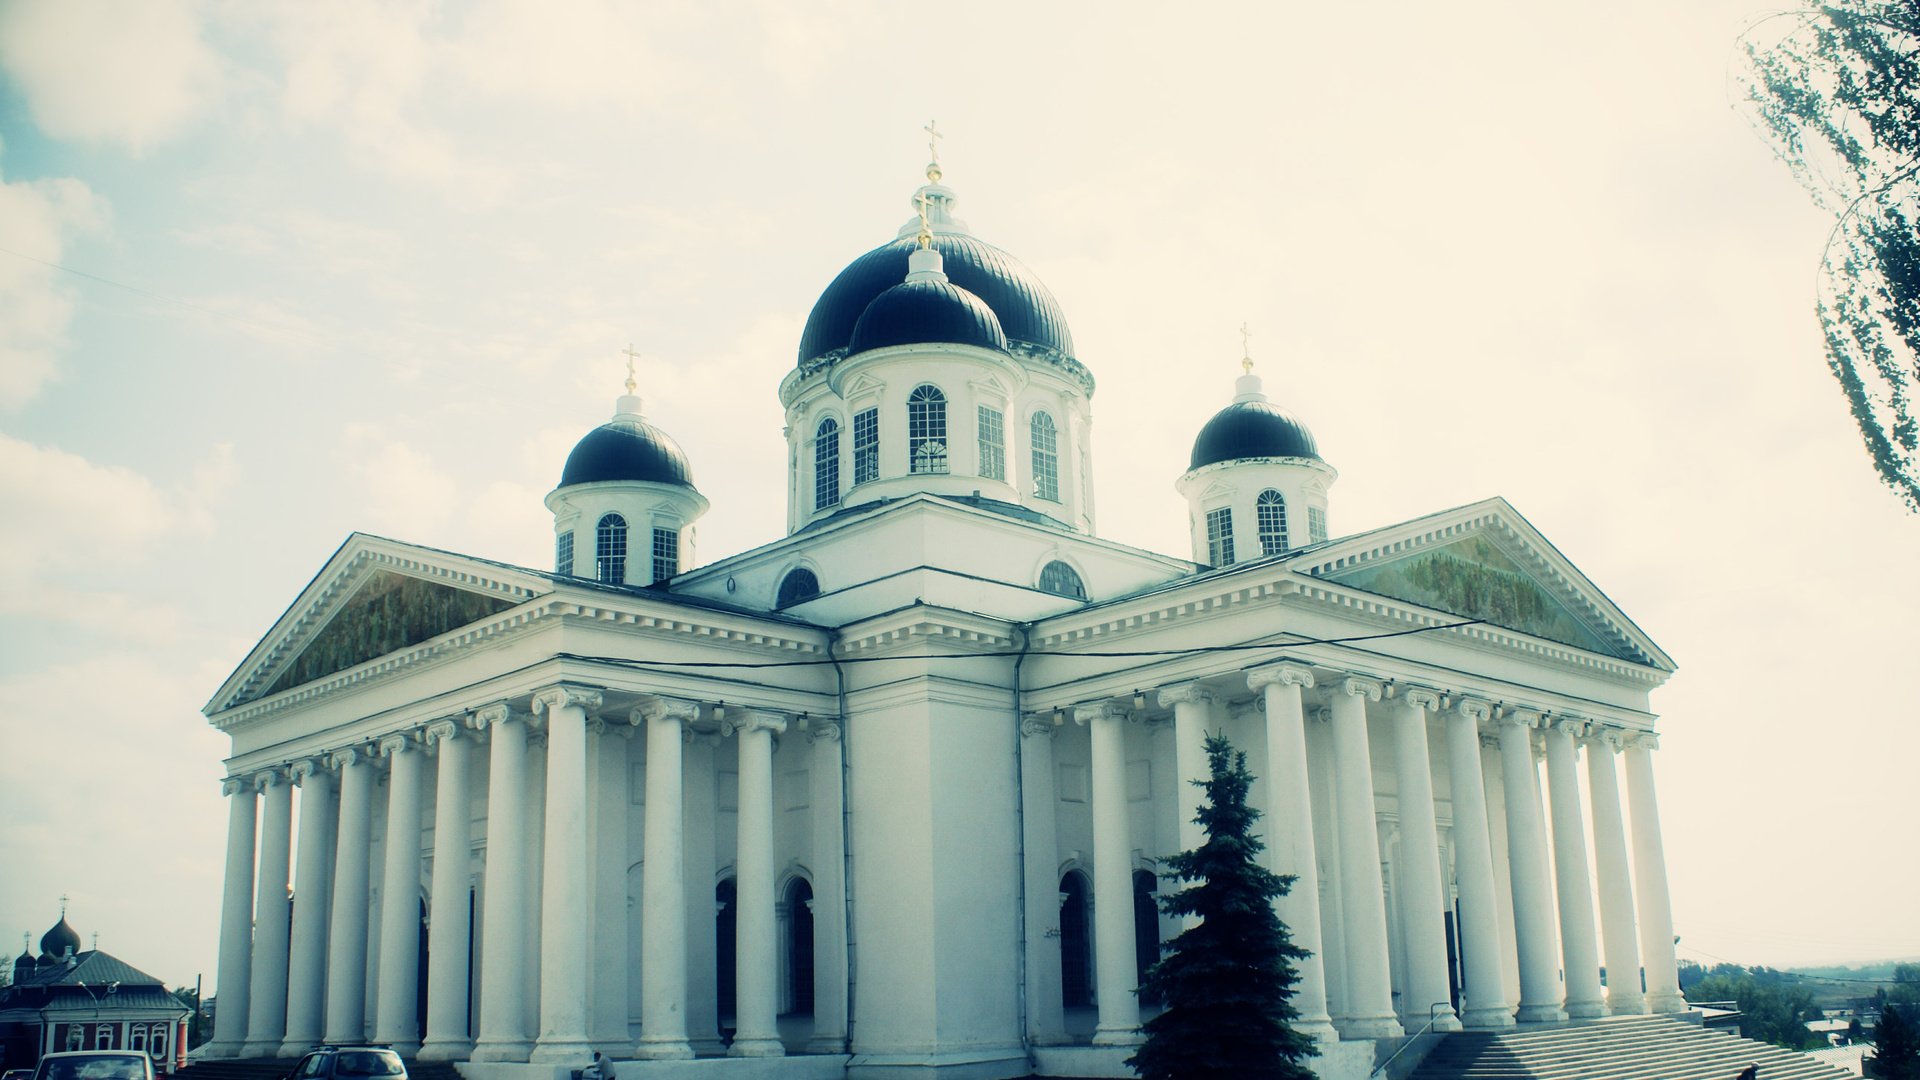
59, 893, 69, 916
915, 191, 933, 249
924, 120, 943, 164
620, 343, 640, 395
1239, 323, 1254, 372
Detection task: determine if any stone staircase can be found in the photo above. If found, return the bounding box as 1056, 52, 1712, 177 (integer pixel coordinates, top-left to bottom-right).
1404, 1015, 1856, 1080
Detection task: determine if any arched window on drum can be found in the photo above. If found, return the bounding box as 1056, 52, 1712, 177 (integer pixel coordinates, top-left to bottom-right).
1256, 489, 1289, 555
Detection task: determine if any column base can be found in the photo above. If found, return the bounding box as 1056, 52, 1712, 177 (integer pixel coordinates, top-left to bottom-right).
689, 1037, 728, 1056
375, 1039, 420, 1058
199, 1042, 246, 1060
1413, 1010, 1463, 1034
1566, 998, 1608, 1019
469, 1039, 534, 1063
1295, 1019, 1341, 1043
528, 1039, 595, 1065
1515, 1003, 1568, 1024
1332, 1014, 1405, 1040
727, 1036, 786, 1058
1646, 990, 1688, 1014
1089, 1025, 1144, 1048
1460, 1005, 1517, 1030
238, 1040, 282, 1058
632, 1037, 695, 1061
277, 1039, 318, 1058
806, 1036, 850, 1054
1606, 994, 1646, 1016
416, 1038, 473, 1062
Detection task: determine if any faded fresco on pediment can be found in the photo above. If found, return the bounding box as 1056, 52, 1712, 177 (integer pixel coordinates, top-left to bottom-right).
257, 570, 516, 700
1322, 536, 1624, 658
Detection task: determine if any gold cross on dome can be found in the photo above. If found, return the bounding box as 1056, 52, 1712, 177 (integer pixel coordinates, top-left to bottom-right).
620, 343, 641, 395
1239, 323, 1254, 372
924, 120, 943, 164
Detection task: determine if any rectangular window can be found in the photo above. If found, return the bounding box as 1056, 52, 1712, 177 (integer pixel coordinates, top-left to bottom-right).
977, 405, 1005, 481
651, 527, 679, 584
555, 531, 574, 575
1308, 506, 1328, 544
853, 407, 879, 486
1206, 506, 1235, 566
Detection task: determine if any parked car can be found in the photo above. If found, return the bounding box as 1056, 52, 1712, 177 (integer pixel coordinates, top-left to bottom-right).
284, 1047, 406, 1080
5, 1067, 36, 1080
31, 1052, 154, 1080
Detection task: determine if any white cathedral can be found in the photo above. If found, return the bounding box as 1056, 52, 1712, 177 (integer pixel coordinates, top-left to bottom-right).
200, 155, 1691, 1080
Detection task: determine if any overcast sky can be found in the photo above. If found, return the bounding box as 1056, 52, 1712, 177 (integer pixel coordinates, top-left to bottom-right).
1, 0, 1914, 992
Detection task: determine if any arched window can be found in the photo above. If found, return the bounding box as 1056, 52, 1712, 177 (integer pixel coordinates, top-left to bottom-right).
1134, 869, 1163, 1004
129, 1026, 146, 1053
907, 384, 948, 474
784, 877, 815, 1016
595, 513, 627, 583
1038, 560, 1086, 600
1059, 871, 1092, 1007
776, 568, 820, 607
1256, 489, 1289, 555
1205, 506, 1235, 566
1031, 412, 1059, 502
149, 1025, 167, 1064
814, 418, 841, 511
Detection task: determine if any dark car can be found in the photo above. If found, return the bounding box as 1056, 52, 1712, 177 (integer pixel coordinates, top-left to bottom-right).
284, 1048, 406, 1080
31, 1052, 154, 1080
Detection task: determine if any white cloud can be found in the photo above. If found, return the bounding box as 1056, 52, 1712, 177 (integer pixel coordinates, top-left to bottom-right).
0, 0, 222, 151
0, 153, 109, 409
342, 425, 462, 545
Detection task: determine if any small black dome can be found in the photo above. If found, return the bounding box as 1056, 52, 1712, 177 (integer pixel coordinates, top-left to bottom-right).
849, 278, 1007, 355
1190, 400, 1324, 471
800, 233, 1072, 364
559, 417, 695, 488
39, 916, 80, 961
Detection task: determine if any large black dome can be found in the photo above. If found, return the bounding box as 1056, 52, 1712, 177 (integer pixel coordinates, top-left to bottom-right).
1190, 400, 1324, 471
799, 233, 1073, 365
559, 418, 694, 488
39, 916, 80, 961
849, 278, 1008, 355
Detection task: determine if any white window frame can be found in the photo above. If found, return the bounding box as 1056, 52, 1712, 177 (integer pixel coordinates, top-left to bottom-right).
1205, 506, 1235, 566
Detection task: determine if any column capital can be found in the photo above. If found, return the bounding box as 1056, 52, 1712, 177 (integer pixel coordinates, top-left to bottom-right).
1623, 731, 1660, 752
681, 726, 721, 748
723, 709, 788, 738
423, 716, 464, 748
1020, 714, 1057, 739
1248, 661, 1314, 692
635, 695, 700, 725
1499, 706, 1546, 730
1155, 682, 1213, 709
1308, 706, 1333, 725
1338, 675, 1384, 702
327, 746, 368, 771
377, 730, 418, 758
587, 716, 636, 738
472, 701, 520, 729
532, 684, 603, 717
1072, 701, 1130, 726
288, 758, 325, 784
809, 717, 843, 744
221, 775, 251, 798
1585, 725, 1627, 752
1401, 686, 1444, 713
1454, 697, 1493, 724
1552, 716, 1591, 739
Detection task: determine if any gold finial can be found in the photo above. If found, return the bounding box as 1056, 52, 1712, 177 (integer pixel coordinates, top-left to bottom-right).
58, 894, 68, 918
620, 343, 640, 395
924, 119, 943, 183
914, 190, 933, 250
1239, 322, 1254, 373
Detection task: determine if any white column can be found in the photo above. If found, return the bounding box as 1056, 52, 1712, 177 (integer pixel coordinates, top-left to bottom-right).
1584, 728, 1644, 1015
1445, 699, 1514, 1028
282, 759, 336, 1056
531, 685, 601, 1065
418, 718, 477, 1060
1392, 689, 1462, 1032
1327, 677, 1403, 1039
208, 778, 257, 1057
374, 732, 425, 1055
1248, 664, 1337, 1041
1076, 700, 1142, 1047
807, 718, 850, 1054
242, 770, 293, 1057
681, 732, 724, 1055
324, 748, 376, 1044
634, 697, 697, 1060
1544, 719, 1606, 1019
1157, 682, 1214, 862
474, 704, 535, 1061
590, 719, 632, 1051
725, 709, 787, 1057
1019, 715, 1067, 1046
1623, 734, 1685, 1014
1496, 710, 1566, 1024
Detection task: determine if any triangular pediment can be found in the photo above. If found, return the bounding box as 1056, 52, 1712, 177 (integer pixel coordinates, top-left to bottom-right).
208, 535, 551, 714
1300, 499, 1672, 670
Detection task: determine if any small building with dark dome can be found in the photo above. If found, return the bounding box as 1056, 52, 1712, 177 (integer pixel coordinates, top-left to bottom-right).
199, 145, 1695, 1080
1, 908, 191, 1075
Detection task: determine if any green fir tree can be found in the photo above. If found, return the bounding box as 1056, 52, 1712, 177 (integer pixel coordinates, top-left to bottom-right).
1127, 734, 1318, 1080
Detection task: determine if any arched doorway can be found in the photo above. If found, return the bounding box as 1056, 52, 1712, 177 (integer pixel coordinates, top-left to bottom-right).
1059, 871, 1092, 1007
1133, 869, 1162, 1005
784, 878, 815, 1015
715, 878, 737, 1026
